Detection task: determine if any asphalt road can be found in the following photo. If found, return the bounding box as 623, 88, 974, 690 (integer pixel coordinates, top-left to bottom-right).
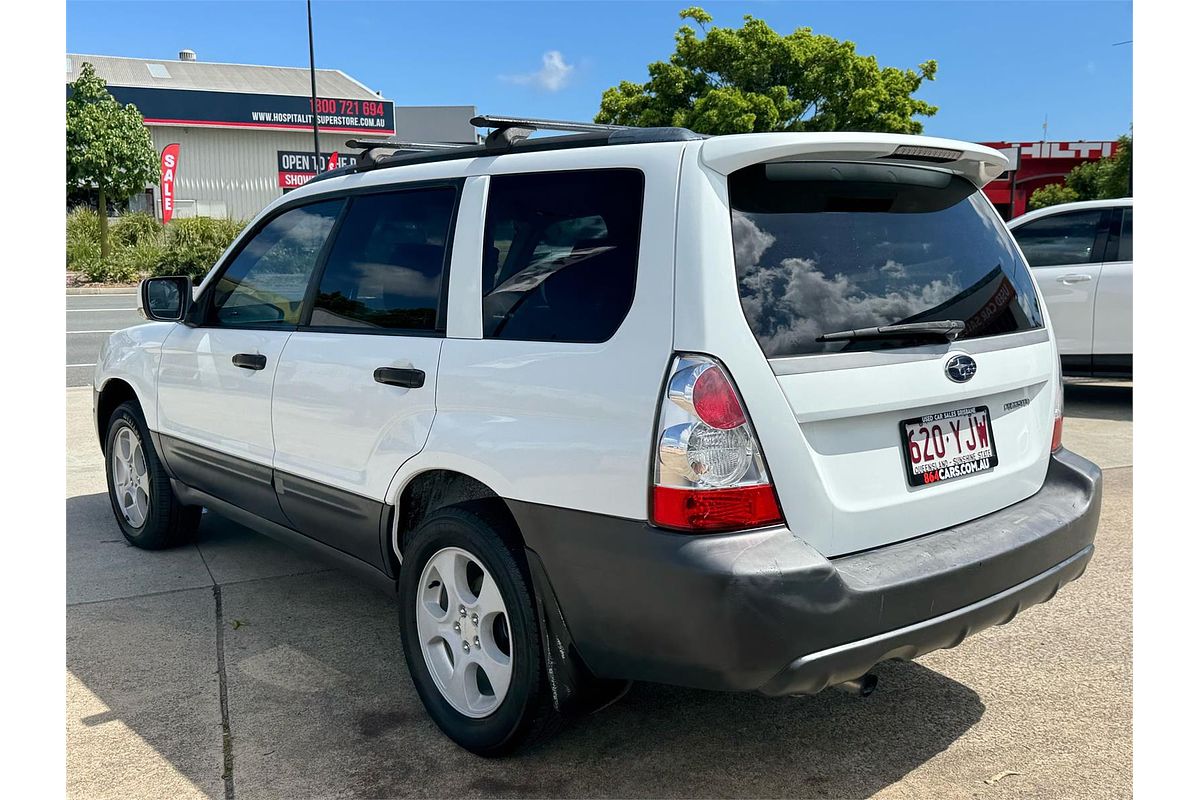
67, 292, 142, 388
66, 380, 1132, 799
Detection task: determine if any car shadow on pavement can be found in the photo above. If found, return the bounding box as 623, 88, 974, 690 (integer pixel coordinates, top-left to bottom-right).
67, 496, 984, 800
1064, 380, 1132, 422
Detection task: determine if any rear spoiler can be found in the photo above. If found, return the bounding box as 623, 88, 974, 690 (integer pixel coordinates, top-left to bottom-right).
699, 133, 1010, 189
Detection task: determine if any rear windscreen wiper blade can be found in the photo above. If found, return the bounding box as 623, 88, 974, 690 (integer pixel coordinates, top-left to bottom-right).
815, 319, 966, 343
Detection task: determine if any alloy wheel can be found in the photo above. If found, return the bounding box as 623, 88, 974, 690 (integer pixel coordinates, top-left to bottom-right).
111, 423, 151, 528
415, 546, 513, 718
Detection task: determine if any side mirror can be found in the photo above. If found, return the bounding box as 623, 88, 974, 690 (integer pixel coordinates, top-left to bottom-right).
139, 276, 192, 322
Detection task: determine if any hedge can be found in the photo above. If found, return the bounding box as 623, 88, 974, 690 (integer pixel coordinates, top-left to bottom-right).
66, 208, 247, 283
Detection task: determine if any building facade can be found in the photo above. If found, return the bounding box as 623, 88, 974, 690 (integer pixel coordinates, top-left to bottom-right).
981, 140, 1124, 219
68, 52, 477, 220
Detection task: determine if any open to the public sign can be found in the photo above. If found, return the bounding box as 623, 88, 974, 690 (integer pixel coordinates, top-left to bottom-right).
277, 150, 355, 188
900, 405, 998, 487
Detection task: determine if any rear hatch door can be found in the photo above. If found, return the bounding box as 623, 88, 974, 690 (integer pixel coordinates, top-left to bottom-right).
722, 152, 1055, 556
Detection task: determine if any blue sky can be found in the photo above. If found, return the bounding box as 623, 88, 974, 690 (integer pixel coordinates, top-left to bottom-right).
67, 0, 1132, 142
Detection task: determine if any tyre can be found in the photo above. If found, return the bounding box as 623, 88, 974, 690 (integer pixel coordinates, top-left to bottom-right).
398, 501, 562, 755
104, 400, 201, 550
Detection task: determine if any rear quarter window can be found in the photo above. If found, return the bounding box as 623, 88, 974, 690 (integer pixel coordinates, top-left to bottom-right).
730, 162, 1044, 358
481, 169, 644, 343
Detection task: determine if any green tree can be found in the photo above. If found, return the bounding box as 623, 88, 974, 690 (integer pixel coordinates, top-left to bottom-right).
1028, 135, 1132, 210
67, 62, 159, 259
596, 7, 938, 135
1026, 183, 1080, 211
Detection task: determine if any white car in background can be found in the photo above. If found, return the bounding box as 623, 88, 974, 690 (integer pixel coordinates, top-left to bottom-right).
1008, 198, 1132, 377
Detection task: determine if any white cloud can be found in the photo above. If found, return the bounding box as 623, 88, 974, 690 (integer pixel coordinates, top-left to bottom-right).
500, 51, 575, 92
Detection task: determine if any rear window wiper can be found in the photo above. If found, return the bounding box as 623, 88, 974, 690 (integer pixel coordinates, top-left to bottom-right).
815, 319, 966, 343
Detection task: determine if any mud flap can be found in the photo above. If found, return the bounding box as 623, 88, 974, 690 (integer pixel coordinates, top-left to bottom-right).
525, 548, 631, 715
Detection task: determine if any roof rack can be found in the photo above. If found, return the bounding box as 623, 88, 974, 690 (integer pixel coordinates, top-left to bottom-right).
344, 138, 467, 169
345, 138, 464, 152
306, 115, 702, 185
471, 114, 628, 152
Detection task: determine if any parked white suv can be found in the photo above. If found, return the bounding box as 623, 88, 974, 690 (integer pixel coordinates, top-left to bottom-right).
1008, 198, 1133, 376
94, 117, 1101, 755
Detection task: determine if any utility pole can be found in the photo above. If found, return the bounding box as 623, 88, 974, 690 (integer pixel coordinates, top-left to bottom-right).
307, 0, 321, 177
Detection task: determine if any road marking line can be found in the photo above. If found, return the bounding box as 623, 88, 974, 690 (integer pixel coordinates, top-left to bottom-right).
67, 330, 117, 334
66, 363, 97, 368
66, 308, 138, 312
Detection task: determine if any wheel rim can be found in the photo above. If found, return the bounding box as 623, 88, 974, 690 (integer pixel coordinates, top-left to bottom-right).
415, 546, 513, 718
110, 423, 151, 528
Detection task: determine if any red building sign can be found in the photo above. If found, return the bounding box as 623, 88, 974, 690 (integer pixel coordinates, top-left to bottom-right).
981, 140, 1121, 219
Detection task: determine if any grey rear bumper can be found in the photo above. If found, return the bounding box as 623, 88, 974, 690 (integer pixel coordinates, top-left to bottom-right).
511, 448, 1102, 694
757, 544, 1092, 696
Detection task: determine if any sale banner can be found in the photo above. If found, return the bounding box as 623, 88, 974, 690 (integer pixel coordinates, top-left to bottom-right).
160, 143, 180, 224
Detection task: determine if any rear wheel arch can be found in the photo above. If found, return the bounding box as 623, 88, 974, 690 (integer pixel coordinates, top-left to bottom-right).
392, 470, 524, 566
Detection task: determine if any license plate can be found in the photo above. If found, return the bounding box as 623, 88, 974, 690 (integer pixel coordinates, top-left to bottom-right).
900, 405, 998, 487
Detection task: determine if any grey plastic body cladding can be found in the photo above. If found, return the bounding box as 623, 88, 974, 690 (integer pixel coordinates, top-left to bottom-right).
151, 429, 1101, 697
156, 433, 394, 578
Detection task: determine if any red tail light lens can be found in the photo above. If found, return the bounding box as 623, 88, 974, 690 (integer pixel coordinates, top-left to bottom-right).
691, 367, 746, 429
652, 485, 782, 533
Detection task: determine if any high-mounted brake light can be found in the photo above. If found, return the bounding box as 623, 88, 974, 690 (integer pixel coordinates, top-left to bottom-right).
652, 355, 783, 533
889, 144, 964, 162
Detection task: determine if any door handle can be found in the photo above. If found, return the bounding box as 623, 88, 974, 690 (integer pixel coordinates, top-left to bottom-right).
374, 366, 425, 389
1058, 274, 1094, 284
232, 353, 268, 371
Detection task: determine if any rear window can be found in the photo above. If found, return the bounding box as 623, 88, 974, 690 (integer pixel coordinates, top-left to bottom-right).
729, 162, 1044, 358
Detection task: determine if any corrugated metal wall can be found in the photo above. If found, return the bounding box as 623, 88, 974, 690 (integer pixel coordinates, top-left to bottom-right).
147, 126, 350, 221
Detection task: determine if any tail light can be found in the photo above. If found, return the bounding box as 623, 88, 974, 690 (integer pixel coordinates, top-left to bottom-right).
1051, 358, 1064, 452
651, 354, 783, 533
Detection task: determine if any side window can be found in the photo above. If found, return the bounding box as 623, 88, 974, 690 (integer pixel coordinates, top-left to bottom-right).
310, 187, 456, 331
209, 200, 342, 326
1118, 207, 1133, 261
481, 169, 645, 343
1011, 209, 1104, 267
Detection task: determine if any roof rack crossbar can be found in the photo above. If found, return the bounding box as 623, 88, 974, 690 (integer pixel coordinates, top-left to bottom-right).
471, 114, 628, 153
470, 114, 629, 135
345, 138, 465, 152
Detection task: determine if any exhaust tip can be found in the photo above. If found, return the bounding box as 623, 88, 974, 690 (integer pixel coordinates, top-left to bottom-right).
835, 673, 878, 697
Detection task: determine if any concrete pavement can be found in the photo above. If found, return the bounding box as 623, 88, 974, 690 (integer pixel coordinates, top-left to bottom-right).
66, 381, 1132, 799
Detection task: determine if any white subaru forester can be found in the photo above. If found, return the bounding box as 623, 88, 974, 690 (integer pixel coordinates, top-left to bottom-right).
94, 116, 1101, 755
